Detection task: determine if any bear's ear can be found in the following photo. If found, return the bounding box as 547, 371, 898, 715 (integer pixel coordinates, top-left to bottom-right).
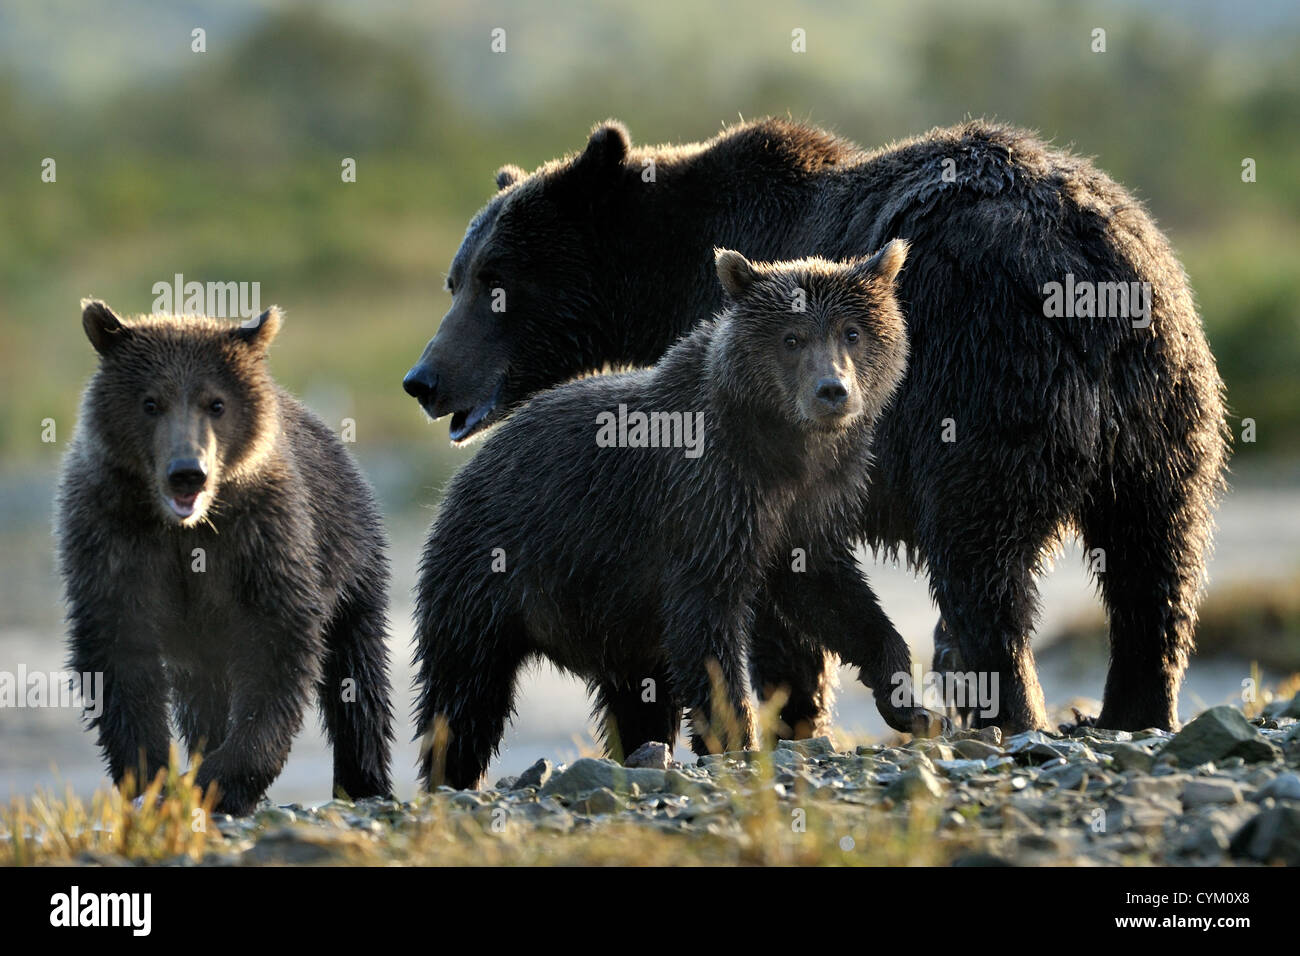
853, 239, 910, 287
575, 120, 630, 178
715, 249, 759, 300
495, 164, 525, 191
82, 299, 131, 356
233, 307, 282, 354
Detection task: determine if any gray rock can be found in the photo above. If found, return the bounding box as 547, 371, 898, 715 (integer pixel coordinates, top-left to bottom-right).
1123, 774, 1189, 804
242, 827, 367, 865
1283, 724, 1300, 756
1252, 772, 1300, 803
1017, 830, 1072, 855
900, 752, 937, 773
1104, 795, 1174, 832
1004, 731, 1066, 764
911, 741, 955, 761
953, 738, 1002, 760
624, 741, 671, 770
1176, 818, 1231, 858
515, 758, 553, 790
1091, 832, 1152, 859
934, 759, 991, 780
776, 735, 836, 756
999, 805, 1041, 832
663, 769, 721, 798
951, 850, 1014, 866
571, 787, 626, 815
885, 764, 944, 801
1163, 706, 1281, 767
1039, 761, 1109, 792
1273, 694, 1300, 719
254, 806, 296, 826
770, 748, 806, 771
699, 750, 758, 769
492, 775, 520, 791
515, 798, 575, 832
1181, 778, 1244, 809
1130, 728, 1175, 741
1229, 806, 1300, 865
1075, 728, 1133, 743
1003, 730, 1055, 750
75, 851, 134, 867
1109, 743, 1155, 773
540, 758, 666, 798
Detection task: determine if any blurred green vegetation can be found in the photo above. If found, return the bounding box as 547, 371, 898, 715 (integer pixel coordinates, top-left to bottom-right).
1051, 571, 1300, 674
0, 0, 1297, 494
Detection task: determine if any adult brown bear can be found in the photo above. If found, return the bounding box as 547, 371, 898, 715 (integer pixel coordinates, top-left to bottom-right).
404, 119, 1228, 735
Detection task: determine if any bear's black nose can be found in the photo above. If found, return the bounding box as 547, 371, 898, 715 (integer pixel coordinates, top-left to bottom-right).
167, 458, 207, 494
403, 364, 438, 402
815, 378, 848, 409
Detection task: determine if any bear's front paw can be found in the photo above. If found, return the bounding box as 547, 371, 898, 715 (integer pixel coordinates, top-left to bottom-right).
910, 708, 954, 739
877, 699, 953, 738
194, 758, 259, 817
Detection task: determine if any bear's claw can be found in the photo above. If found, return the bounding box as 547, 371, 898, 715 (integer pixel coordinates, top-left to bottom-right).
1057, 708, 1099, 736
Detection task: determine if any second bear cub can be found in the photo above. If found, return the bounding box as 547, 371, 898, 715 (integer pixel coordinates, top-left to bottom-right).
414, 241, 921, 788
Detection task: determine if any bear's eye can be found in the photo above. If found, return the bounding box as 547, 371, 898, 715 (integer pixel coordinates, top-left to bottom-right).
845, 328, 861, 343
209, 399, 225, 417
784, 334, 799, 350
143, 398, 159, 416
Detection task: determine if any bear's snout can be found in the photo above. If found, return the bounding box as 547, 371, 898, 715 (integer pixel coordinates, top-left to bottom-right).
814, 377, 849, 411
402, 362, 438, 406
166, 457, 208, 495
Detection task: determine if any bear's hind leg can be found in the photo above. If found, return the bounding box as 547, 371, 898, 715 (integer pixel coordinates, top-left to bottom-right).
318, 579, 394, 801
1081, 468, 1219, 732
748, 603, 837, 741
413, 610, 528, 791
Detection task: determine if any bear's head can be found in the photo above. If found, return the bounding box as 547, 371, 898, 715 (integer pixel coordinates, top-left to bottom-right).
78, 301, 282, 527
402, 121, 638, 443
707, 241, 910, 433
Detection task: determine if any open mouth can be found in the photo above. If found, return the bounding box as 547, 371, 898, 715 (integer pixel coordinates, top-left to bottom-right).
167, 491, 201, 519
448, 380, 504, 443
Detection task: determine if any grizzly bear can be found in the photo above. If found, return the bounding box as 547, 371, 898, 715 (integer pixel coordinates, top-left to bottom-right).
57, 302, 394, 815
404, 119, 1228, 735
413, 243, 940, 789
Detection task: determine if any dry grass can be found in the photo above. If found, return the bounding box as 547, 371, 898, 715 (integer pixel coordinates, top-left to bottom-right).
0, 692, 969, 866
1, 745, 221, 865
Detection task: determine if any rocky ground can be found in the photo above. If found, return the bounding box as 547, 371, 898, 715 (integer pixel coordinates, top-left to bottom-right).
54, 696, 1294, 867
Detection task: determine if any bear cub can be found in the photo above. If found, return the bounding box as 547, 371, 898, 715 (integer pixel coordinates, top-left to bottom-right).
413, 240, 931, 789
57, 302, 394, 815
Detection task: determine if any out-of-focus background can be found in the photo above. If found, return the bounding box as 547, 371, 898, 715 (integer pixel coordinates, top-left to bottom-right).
1, 0, 1297, 804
